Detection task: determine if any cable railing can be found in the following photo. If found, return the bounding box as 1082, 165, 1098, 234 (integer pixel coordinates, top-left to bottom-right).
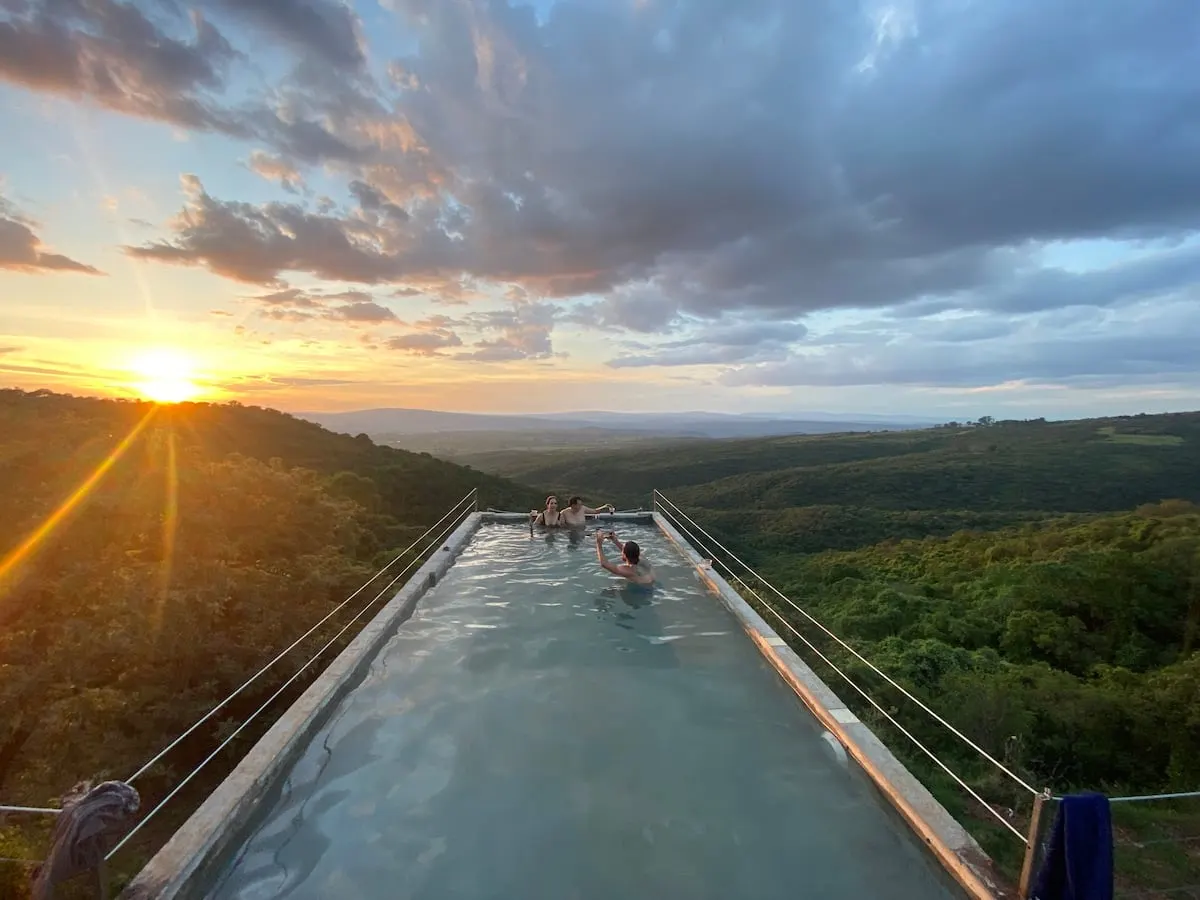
0, 489, 480, 885
124, 487, 478, 787
1110, 791, 1200, 804
1108, 791, 1200, 899
105, 490, 478, 860
651, 491, 1038, 846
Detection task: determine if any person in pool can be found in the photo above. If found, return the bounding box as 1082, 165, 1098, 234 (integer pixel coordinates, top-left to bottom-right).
595, 529, 655, 585
530, 495, 565, 527
560, 496, 614, 527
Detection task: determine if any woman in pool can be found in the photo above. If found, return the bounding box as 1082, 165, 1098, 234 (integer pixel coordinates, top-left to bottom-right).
595, 529, 655, 585
530, 495, 566, 527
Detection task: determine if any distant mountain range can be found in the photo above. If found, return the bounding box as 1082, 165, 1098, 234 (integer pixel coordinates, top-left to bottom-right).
296, 407, 939, 440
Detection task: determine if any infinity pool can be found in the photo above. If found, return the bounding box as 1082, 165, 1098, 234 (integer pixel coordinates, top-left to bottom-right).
205, 523, 962, 899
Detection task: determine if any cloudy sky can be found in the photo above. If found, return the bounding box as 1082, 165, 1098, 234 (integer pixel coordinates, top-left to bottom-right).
1, 0, 1198, 418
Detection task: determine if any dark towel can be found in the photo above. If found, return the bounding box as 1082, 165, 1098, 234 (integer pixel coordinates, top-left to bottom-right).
1031, 791, 1113, 900
30, 780, 140, 900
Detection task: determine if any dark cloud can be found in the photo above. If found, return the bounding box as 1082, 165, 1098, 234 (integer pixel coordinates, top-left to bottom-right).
325, 289, 374, 303
965, 243, 1200, 314
459, 333, 551, 362
251, 287, 322, 307
348, 180, 409, 224
111, 0, 1200, 333
243, 284, 397, 324
0, 0, 244, 132
330, 300, 397, 323
721, 300, 1200, 389
608, 321, 808, 368
384, 330, 463, 356
0, 195, 101, 274
570, 289, 682, 334
836, 2, 1200, 251
452, 303, 557, 361
205, 0, 365, 71
0, 0, 383, 164
126, 175, 418, 284
370, 302, 558, 361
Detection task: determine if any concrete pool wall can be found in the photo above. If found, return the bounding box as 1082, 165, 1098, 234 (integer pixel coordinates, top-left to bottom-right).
118, 511, 1007, 900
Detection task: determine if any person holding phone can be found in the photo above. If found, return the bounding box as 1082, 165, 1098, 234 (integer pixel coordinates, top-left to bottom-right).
594, 529, 655, 585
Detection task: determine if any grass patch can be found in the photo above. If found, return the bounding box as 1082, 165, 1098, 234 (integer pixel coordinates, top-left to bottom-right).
1097, 426, 1185, 446
1111, 799, 1200, 898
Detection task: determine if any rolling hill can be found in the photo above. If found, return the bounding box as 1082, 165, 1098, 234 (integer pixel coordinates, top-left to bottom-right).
466, 411, 1200, 522
296, 406, 934, 443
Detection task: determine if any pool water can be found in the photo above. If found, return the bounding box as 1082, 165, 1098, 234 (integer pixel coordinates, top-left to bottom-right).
205, 522, 962, 900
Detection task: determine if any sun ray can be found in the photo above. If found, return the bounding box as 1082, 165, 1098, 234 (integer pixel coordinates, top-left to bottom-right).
153, 428, 180, 640
0, 406, 159, 597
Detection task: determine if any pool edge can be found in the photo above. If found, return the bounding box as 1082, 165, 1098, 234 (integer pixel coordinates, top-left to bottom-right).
652, 512, 1012, 900
480, 511, 654, 524
118, 512, 484, 900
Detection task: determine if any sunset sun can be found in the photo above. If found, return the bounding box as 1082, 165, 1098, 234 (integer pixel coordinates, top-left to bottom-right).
129, 349, 203, 404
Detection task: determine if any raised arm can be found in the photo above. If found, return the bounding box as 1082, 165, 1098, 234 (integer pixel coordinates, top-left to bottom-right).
582, 503, 615, 516
595, 531, 625, 575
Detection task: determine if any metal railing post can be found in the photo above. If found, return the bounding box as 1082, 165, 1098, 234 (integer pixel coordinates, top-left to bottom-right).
1018, 789, 1051, 899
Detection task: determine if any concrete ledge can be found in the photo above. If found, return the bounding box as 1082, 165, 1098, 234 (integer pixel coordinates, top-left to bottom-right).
119, 512, 484, 900
481, 511, 653, 524
653, 512, 1012, 900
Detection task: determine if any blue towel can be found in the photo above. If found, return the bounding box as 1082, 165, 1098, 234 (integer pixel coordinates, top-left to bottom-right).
1031, 792, 1113, 900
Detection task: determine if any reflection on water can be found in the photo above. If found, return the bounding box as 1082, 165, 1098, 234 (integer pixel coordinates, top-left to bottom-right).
593, 583, 655, 631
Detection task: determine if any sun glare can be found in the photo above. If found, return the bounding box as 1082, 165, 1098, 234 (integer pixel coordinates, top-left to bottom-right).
129, 348, 203, 404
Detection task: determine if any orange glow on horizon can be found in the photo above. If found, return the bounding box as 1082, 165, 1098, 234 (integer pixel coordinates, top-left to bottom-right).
128, 348, 204, 403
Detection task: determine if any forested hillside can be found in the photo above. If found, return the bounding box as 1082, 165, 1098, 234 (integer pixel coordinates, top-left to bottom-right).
0, 389, 539, 896
755, 503, 1200, 888
473, 411, 1200, 892
477, 412, 1200, 551
474, 412, 1200, 512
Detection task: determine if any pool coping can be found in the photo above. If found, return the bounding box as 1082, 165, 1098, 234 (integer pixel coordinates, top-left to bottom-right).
652, 511, 1013, 900
481, 511, 654, 524
118, 512, 485, 900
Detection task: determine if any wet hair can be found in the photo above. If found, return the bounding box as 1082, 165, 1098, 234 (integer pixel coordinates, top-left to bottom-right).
569, 496, 582, 507
623, 541, 640, 564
